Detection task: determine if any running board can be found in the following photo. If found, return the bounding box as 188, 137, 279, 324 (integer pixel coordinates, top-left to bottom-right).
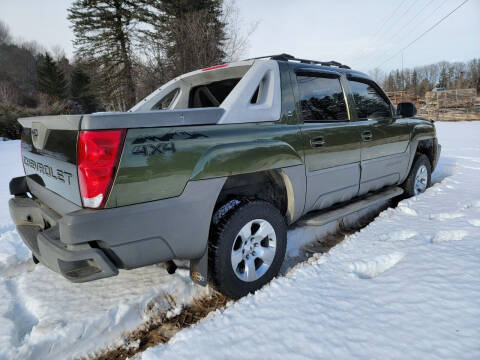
297, 186, 404, 227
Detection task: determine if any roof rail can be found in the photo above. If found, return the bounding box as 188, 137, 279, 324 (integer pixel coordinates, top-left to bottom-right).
244, 53, 351, 69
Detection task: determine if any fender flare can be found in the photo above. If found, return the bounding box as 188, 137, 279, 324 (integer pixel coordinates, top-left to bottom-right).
402, 123, 436, 183
190, 140, 303, 180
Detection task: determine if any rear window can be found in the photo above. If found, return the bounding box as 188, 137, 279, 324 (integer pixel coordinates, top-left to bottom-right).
189, 78, 241, 108
296, 75, 348, 122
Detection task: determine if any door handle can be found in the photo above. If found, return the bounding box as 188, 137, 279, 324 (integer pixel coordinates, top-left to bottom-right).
310, 136, 325, 147
361, 130, 373, 141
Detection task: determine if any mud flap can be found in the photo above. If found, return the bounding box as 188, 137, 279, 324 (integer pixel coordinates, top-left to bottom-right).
190, 250, 208, 286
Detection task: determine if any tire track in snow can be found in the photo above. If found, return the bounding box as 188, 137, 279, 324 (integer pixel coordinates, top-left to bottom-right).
4, 279, 39, 346
0, 229, 35, 280
432, 230, 469, 243
349, 252, 405, 279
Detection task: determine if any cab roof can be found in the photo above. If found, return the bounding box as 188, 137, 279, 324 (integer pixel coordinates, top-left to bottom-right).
245, 53, 370, 80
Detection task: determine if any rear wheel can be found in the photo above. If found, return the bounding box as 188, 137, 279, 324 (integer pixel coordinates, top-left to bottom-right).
210, 200, 286, 299
402, 154, 432, 197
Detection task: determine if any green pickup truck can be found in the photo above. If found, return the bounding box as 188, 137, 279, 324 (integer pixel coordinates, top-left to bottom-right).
8, 54, 440, 298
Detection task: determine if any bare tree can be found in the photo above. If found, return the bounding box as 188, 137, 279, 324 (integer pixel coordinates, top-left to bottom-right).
0, 81, 19, 105
368, 68, 385, 85
36, 93, 73, 115
21, 40, 46, 56
0, 20, 11, 45
167, 9, 225, 74
222, 0, 258, 62
51, 45, 67, 62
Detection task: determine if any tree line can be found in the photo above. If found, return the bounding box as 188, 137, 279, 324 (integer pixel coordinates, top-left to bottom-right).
0, 0, 253, 139
369, 59, 480, 96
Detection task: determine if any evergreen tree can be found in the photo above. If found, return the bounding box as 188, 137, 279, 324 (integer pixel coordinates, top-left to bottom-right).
71, 66, 98, 113
395, 70, 402, 91
384, 73, 395, 92
411, 70, 418, 95
68, 0, 140, 110
438, 66, 448, 88
403, 69, 411, 92
447, 65, 455, 89
37, 52, 67, 99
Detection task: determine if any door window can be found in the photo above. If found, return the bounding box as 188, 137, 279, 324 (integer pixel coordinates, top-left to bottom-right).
348, 79, 392, 119
296, 75, 348, 122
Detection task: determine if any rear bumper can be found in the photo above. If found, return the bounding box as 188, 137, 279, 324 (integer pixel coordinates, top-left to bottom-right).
9, 196, 118, 282
8, 176, 226, 283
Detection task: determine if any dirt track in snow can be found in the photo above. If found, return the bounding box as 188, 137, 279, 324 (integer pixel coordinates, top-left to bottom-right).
91, 201, 393, 360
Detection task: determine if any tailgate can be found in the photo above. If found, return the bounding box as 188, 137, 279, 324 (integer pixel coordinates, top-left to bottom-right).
19, 115, 82, 207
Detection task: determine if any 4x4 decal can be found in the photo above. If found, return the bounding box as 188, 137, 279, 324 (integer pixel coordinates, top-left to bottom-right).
132, 142, 176, 156
131, 131, 207, 156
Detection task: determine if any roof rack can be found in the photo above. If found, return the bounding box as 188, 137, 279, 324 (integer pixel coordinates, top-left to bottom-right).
244, 53, 351, 69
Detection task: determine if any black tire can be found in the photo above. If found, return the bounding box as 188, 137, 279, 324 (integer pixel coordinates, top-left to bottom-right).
402, 154, 432, 197
209, 200, 287, 299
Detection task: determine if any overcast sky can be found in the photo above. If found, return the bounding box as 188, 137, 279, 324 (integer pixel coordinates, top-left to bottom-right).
1, 0, 479, 73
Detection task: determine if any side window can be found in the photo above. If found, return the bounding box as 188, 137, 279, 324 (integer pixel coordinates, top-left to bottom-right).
296, 75, 348, 122
348, 79, 392, 119
152, 88, 179, 110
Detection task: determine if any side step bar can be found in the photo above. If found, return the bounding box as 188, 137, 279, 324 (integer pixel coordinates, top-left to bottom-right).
297, 186, 404, 227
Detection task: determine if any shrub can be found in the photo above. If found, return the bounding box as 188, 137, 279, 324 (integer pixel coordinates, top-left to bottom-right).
0, 104, 32, 139
0, 97, 76, 140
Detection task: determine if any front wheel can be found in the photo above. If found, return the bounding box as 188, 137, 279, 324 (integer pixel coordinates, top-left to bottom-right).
209, 200, 287, 299
402, 154, 432, 197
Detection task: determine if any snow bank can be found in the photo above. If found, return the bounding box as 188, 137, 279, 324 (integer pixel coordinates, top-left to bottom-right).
0, 261, 208, 359
142, 122, 480, 360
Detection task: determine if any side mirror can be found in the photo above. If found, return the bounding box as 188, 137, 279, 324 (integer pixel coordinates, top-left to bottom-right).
396, 102, 417, 118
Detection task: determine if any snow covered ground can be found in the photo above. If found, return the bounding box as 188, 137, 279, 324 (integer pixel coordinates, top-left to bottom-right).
0, 122, 479, 359
142, 122, 480, 360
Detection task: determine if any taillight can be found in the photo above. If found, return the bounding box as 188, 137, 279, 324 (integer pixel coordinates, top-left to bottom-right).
77, 130, 125, 209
